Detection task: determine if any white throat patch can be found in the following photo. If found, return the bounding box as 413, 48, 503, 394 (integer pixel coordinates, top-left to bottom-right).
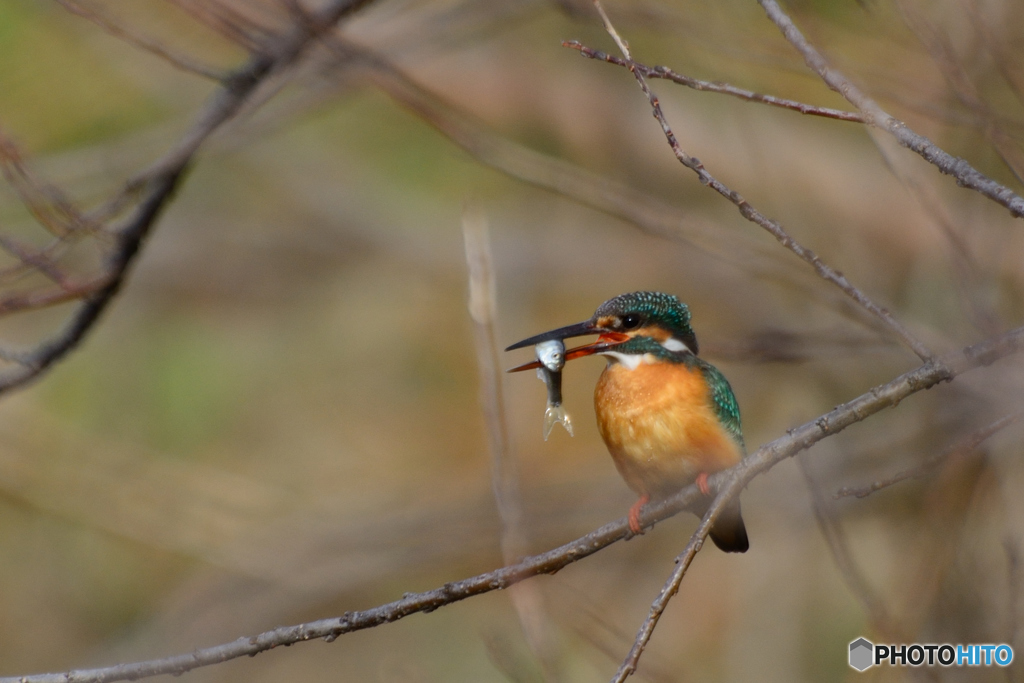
660, 337, 690, 353
602, 351, 652, 370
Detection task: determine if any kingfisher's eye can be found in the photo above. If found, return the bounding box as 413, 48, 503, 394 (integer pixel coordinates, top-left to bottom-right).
621, 314, 641, 330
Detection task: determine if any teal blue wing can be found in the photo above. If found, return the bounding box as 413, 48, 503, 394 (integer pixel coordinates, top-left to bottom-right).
700, 362, 744, 450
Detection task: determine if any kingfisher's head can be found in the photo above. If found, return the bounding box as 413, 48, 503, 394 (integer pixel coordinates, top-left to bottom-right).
506, 291, 698, 368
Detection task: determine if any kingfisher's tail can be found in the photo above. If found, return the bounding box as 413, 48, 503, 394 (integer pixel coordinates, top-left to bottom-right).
708, 498, 749, 553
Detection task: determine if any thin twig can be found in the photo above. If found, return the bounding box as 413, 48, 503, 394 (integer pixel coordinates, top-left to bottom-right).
835, 411, 1023, 499
6, 321, 1024, 683
756, 0, 1024, 220
895, 0, 1024, 186
0, 276, 109, 316
55, 0, 227, 81
0, 235, 77, 288
165, 0, 275, 52
563, 41, 865, 123
0, 130, 87, 236
0, 234, 70, 286
581, 1, 936, 363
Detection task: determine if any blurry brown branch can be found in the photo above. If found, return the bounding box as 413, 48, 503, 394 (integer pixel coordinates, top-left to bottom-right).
55, 0, 227, 81
580, 1, 935, 363
0, 275, 111, 316
835, 411, 1023, 499
464, 209, 524, 551
0, 234, 70, 286
0, 0, 375, 394
0, 131, 89, 236
463, 209, 559, 675
0, 167, 183, 391
127, 0, 375, 189
757, 0, 1024, 220
6, 311, 1024, 682
563, 41, 866, 123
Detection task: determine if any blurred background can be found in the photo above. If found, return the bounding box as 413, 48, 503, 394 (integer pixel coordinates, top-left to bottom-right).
0, 0, 1023, 680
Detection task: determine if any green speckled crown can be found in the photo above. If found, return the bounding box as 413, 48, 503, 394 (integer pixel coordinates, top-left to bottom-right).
595, 291, 699, 355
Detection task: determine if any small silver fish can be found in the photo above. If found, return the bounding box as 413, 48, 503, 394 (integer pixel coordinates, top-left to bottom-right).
535, 339, 573, 440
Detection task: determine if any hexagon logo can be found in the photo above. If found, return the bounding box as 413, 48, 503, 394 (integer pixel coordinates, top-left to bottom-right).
849, 638, 874, 671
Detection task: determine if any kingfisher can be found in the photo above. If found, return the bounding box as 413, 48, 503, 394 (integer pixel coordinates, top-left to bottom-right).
506, 291, 749, 553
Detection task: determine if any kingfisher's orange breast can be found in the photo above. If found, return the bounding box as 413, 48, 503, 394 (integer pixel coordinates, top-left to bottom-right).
594, 358, 742, 499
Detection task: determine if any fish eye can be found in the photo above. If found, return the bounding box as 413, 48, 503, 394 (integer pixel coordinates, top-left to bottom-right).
621, 314, 642, 330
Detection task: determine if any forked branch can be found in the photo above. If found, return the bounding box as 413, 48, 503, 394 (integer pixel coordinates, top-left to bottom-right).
578, 1, 936, 364
757, 0, 1024, 219
563, 41, 865, 123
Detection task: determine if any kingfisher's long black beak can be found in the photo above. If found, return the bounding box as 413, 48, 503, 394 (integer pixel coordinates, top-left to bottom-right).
505, 319, 629, 373
504, 320, 597, 351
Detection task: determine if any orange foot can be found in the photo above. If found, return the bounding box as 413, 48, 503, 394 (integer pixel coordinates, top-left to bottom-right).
696, 472, 711, 496
628, 494, 650, 534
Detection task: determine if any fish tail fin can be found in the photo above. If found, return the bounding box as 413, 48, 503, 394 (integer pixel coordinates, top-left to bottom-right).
542, 405, 574, 440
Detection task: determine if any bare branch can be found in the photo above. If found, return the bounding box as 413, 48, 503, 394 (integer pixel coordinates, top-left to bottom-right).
579, 1, 936, 363
563, 41, 866, 123
757, 0, 1024, 220
55, 0, 227, 81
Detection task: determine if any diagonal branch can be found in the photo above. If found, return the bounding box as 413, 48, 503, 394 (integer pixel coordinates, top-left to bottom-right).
579, 1, 936, 363
55, 0, 227, 81
10, 319, 1023, 683
756, 0, 1024, 220
563, 41, 866, 123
